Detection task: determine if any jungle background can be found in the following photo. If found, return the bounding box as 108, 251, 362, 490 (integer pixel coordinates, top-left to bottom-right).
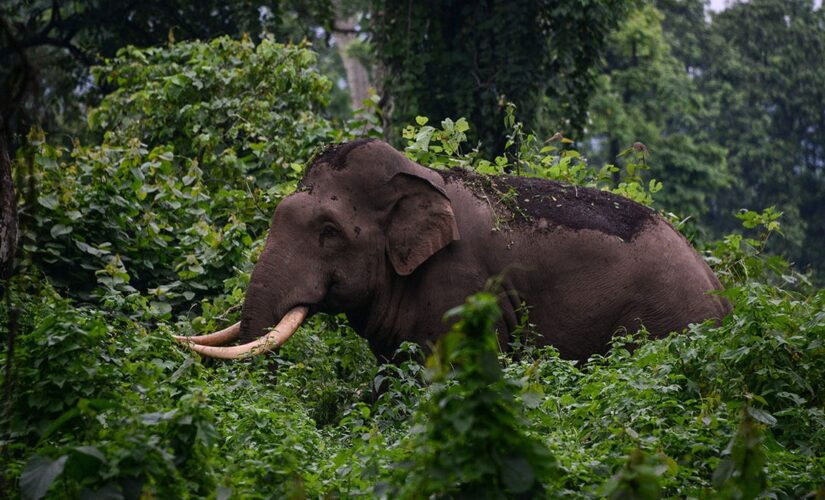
0, 0, 823, 498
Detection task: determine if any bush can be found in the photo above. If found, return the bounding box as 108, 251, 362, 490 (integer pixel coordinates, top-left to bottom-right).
387, 292, 560, 497
21, 36, 334, 304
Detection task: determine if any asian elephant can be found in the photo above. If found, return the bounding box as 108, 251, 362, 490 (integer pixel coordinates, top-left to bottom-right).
175, 139, 730, 363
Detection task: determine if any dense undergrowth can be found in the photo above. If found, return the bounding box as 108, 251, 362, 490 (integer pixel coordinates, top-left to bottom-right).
1, 37, 823, 498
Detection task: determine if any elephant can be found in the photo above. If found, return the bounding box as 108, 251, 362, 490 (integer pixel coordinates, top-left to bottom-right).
175, 138, 730, 363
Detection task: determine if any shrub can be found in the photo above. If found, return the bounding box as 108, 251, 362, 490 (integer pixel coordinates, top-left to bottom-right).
388, 292, 560, 497
21, 36, 334, 305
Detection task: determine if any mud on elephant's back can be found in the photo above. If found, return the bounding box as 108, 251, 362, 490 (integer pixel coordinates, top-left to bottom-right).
439, 167, 656, 241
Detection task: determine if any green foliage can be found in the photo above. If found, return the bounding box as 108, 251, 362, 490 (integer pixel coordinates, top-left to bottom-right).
402, 105, 663, 207
583, 2, 730, 220
88, 36, 332, 174
580, 0, 825, 281
3, 275, 222, 499
699, 0, 825, 276
389, 292, 559, 497
1, 272, 378, 498
21, 37, 333, 302
371, 0, 633, 154
6, 248, 821, 497
599, 449, 665, 499
706, 207, 790, 285
639, 0, 825, 280
2, 33, 823, 498
712, 412, 768, 499
0, 0, 338, 146
4, 113, 824, 496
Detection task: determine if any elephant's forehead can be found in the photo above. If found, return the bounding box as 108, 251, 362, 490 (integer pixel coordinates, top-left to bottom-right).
282, 184, 365, 221
302, 140, 406, 187
302, 165, 393, 207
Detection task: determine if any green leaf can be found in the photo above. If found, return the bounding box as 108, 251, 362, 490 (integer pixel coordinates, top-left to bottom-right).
415, 116, 429, 126
451, 413, 473, 434
170, 357, 195, 383
20, 455, 68, 500
78, 483, 122, 500
74, 446, 106, 462
75, 241, 109, 257
500, 456, 535, 493
50, 224, 73, 238
746, 406, 777, 426
38, 194, 59, 210
217, 486, 232, 500
712, 457, 734, 488
149, 301, 172, 316
521, 390, 543, 409
141, 409, 178, 425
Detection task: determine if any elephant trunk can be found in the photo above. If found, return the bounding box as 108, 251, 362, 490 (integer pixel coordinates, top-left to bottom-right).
238, 255, 290, 344
173, 251, 310, 359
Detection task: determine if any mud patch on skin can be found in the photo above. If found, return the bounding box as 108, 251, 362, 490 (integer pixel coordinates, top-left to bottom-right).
309, 138, 376, 171
298, 138, 376, 194
440, 168, 655, 241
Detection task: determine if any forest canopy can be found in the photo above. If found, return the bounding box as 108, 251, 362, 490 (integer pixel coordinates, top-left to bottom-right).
1, 0, 824, 498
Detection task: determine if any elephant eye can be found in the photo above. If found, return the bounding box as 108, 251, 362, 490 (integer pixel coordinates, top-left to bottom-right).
320, 224, 342, 240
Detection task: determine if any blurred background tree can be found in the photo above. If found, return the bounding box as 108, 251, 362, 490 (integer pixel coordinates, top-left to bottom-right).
583, 2, 729, 220
0, 0, 337, 147
696, 0, 825, 274
582, 0, 825, 278
370, 0, 632, 155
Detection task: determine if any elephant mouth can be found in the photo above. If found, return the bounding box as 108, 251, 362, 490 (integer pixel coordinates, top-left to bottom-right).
173, 306, 309, 359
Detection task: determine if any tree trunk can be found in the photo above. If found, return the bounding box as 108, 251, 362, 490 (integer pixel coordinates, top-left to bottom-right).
0, 136, 17, 280
0, 135, 19, 499
332, 8, 371, 113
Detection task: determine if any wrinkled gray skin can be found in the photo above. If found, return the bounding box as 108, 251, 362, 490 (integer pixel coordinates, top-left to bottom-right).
240, 139, 730, 363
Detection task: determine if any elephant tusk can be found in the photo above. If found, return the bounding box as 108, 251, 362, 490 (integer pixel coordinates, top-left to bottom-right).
181, 307, 308, 359
173, 321, 241, 346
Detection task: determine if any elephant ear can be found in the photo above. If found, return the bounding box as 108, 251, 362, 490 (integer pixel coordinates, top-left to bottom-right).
386, 172, 460, 276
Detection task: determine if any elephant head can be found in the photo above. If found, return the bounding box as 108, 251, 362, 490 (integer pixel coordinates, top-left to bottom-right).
175, 139, 459, 358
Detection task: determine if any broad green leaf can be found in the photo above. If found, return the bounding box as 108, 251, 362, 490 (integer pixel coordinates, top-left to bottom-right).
74, 446, 106, 462
20, 455, 68, 500
500, 456, 535, 494
746, 407, 777, 426
50, 224, 73, 238
38, 194, 59, 210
